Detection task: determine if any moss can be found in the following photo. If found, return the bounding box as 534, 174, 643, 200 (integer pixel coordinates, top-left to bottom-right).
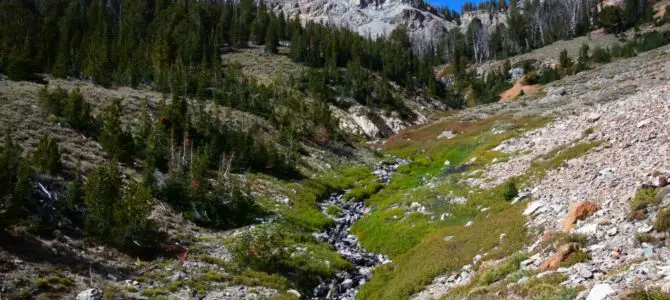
582, 127, 594, 137
558, 250, 591, 268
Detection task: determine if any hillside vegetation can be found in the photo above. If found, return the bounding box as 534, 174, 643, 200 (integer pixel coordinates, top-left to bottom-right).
1, 0, 670, 299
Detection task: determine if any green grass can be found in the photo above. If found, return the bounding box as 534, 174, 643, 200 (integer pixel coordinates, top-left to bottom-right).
527, 141, 603, 182
279, 165, 376, 231
35, 273, 74, 293
358, 204, 528, 299
140, 288, 169, 297
325, 205, 342, 217
351, 208, 438, 256
354, 119, 601, 299
622, 287, 670, 300
655, 208, 670, 232
558, 250, 591, 268
630, 187, 660, 211
477, 252, 527, 285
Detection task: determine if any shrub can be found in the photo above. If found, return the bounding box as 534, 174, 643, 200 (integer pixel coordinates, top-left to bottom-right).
32, 134, 62, 176
558, 250, 591, 267
634, 30, 670, 52
37, 86, 68, 117
610, 44, 623, 58
598, 6, 626, 33
62, 88, 94, 132
622, 42, 637, 58
630, 187, 659, 211
84, 162, 155, 248
591, 47, 612, 63
623, 287, 670, 300
654, 208, 670, 232
503, 180, 519, 201
559, 49, 571, 69
538, 68, 561, 84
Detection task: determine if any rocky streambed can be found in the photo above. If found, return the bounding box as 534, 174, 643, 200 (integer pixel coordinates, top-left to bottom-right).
311, 159, 407, 299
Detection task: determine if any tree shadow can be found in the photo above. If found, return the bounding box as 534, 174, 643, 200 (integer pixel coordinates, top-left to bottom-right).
0, 230, 134, 279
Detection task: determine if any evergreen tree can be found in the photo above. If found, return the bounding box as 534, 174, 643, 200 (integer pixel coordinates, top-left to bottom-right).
265, 16, 279, 54
99, 99, 135, 162
6, 37, 39, 81
32, 133, 62, 176
63, 88, 93, 131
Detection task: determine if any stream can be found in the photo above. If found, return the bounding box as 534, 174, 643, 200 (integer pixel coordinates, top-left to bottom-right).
311, 159, 408, 299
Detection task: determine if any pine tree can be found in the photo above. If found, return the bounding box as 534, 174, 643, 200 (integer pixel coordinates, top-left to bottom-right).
7, 36, 39, 81
265, 16, 279, 54
63, 88, 93, 131
83, 161, 122, 240
99, 99, 134, 162
32, 133, 62, 176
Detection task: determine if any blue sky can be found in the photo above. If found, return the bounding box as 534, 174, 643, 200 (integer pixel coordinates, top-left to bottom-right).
428, 0, 487, 11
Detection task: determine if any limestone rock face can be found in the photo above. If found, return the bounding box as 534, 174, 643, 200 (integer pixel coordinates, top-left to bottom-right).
267, 0, 458, 46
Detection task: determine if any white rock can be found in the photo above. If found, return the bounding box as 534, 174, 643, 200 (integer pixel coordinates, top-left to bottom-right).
438, 130, 456, 139
444, 160, 451, 166
523, 201, 543, 216
76, 289, 103, 300
637, 224, 654, 233
586, 283, 615, 300
287, 289, 301, 297
576, 223, 598, 236
587, 113, 602, 123
465, 221, 474, 227
473, 254, 482, 264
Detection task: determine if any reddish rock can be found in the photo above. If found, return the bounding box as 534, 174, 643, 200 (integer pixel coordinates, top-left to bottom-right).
539, 243, 580, 271
562, 201, 599, 232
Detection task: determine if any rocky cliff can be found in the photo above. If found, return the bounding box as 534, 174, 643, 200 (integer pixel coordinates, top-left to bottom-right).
268, 0, 458, 45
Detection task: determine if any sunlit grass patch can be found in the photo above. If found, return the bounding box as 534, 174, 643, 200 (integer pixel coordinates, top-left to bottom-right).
351, 208, 437, 257
358, 204, 528, 299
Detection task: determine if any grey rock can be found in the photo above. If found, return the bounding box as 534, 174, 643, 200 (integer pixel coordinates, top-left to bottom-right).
341, 278, 354, 290
517, 276, 529, 284
75, 288, 103, 300
579, 268, 594, 279
171, 271, 186, 282
607, 227, 618, 236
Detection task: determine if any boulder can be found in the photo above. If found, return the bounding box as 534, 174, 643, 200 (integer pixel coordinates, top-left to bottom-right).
563, 201, 599, 232
75, 288, 103, 300
586, 283, 615, 300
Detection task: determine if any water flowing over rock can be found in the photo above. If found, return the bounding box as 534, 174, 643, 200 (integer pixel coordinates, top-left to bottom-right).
312, 159, 408, 299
